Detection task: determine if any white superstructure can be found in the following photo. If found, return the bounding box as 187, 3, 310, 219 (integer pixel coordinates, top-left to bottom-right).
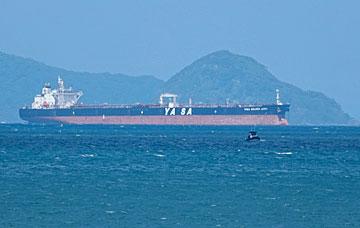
159, 93, 178, 108
31, 77, 83, 109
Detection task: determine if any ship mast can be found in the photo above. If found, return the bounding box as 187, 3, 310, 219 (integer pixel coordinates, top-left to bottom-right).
58, 76, 65, 92
276, 89, 283, 105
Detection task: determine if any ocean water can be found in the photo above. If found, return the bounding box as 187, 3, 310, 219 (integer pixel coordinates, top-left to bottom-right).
0, 124, 359, 227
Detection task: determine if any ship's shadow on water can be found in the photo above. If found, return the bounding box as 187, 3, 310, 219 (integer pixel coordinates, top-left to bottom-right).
0, 124, 360, 227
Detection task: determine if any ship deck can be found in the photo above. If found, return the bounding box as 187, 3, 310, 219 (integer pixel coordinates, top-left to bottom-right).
22, 103, 289, 109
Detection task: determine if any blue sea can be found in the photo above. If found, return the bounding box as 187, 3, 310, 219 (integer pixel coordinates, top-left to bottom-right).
0, 124, 359, 227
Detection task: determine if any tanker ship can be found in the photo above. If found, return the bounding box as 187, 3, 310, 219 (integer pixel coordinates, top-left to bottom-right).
19, 77, 290, 125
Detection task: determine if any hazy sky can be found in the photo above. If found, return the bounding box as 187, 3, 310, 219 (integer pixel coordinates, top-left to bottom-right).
1, 0, 359, 119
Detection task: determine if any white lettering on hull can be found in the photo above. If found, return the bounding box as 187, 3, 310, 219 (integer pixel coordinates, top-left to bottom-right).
164, 108, 192, 116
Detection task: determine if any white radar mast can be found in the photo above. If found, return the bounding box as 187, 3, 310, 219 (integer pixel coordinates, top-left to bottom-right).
276, 89, 282, 105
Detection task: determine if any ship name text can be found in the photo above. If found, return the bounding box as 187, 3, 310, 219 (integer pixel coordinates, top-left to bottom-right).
244, 107, 268, 111
165, 108, 192, 116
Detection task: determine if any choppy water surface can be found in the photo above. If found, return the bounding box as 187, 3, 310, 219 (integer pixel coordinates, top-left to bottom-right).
0, 124, 360, 227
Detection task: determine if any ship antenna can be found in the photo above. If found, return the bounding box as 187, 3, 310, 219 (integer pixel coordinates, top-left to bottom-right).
58, 76, 65, 92
276, 89, 282, 105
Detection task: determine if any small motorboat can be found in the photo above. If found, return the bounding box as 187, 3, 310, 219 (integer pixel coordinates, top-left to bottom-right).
246, 131, 260, 141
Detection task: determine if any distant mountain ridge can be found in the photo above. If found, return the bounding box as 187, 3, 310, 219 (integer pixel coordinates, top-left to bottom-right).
0, 50, 356, 125
163, 51, 355, 125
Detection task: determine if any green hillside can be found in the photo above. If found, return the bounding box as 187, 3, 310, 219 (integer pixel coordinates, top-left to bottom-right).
0, 52, 163, 122
163, 51, 354, 125
0, 51, 355, 125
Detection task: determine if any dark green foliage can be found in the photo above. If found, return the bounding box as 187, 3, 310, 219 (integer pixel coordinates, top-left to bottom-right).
163, 50, 354, 125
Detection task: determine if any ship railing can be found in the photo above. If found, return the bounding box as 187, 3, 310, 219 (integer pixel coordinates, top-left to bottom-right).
72, 103, 281, 108
21, 102, 290, 109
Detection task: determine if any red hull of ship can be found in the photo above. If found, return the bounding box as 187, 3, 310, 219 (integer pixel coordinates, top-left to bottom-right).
39, 115, 288, 125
